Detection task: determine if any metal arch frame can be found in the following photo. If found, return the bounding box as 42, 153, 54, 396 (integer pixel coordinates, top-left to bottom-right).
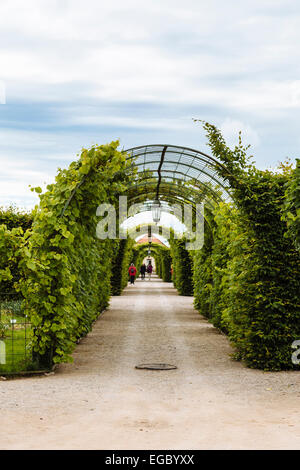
125, 146, 234, 186
126, 148, 229, 180
123, 144, 233, 203
134, 243, 169, 253
59, 143, 234, 223
126, 180, 213, 205
126, 173, 222, 205
125, 187, 213, 219
126, 162, 228, 200
125, 174, 218, 204
127, 224, 179, 240
125, 191, 215, 240
127, 158, 230, 189
124, 144, 232, 177
126, 183, 217, 214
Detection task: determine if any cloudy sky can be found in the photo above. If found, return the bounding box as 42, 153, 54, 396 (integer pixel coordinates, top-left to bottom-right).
0, 0, 300, 209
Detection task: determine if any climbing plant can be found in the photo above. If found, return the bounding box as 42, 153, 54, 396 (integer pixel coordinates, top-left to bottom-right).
18, 141, 135, 367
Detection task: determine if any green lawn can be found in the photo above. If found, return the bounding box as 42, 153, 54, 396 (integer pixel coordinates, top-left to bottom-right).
0, 298, 36, 374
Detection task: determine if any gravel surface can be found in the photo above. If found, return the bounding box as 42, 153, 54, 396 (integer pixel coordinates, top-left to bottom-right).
0, 276, 299, 449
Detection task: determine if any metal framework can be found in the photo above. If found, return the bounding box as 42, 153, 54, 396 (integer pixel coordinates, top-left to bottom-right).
124, 144, 233, 214
60, 143, 234, 219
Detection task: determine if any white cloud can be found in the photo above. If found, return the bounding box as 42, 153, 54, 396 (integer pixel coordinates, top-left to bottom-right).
0, 1, 300, 110
220, 118, 260, 149
0, 0, 300, 208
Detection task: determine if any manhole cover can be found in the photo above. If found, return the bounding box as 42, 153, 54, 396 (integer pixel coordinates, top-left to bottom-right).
135, 363, 177, 370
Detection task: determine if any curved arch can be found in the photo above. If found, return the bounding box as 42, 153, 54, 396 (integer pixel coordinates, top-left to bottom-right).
133, 242, 172, 282
124, 144, 233, 206
60, 143, 233, 219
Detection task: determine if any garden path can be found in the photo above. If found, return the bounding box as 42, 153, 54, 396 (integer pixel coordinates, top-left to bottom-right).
1, 275, 300, 449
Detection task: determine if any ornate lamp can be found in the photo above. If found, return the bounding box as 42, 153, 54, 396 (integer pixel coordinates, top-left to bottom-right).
152, 200, 161, 224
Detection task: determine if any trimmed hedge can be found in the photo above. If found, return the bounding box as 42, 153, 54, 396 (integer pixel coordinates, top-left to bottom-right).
110, 238, 135, 295
170, 237, 193, 296
282, 158, 300, 250
0, 206, 33, 292
0, 205, 33, 232
154, 245, 172, 282
0, 224, 25, 290
193, 122, 300, 370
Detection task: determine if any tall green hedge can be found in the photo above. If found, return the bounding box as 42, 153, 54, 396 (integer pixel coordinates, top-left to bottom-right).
170, 237, 193, 295
193, 122, 300, 370
0, 206, 33, 293
110, 238, 135, 294
193, 210, 214, 319
282, 158, 300, 250
152, 245, 172, 282
0, 205, 33, 232
160, 247, 172, 282
0, 224, 25, 291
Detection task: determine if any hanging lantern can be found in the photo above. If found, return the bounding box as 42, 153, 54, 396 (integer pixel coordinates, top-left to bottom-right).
152, 200, 161, 224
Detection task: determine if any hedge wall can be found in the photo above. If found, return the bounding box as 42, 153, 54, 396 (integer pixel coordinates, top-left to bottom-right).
282, 158, 300, 250
0, 224, 25, 293
0, 206, 33, 293
170, 237, 193, 296
110, 238, 135, 295
154, 245, 172, 282
193, 122, 300, 370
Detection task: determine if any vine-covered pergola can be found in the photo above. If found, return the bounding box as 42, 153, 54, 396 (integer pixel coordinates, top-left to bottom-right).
1, 122, 299, 374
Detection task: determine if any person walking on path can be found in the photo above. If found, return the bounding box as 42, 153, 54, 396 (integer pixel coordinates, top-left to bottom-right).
128, 263, 137, 285
146, 262, 153, 280
140, 263, 146, 280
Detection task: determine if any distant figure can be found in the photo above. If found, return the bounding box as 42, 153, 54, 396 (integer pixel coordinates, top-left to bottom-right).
147, 262, 153, 280
128, 263, 137, 285
140, 263, 146, 280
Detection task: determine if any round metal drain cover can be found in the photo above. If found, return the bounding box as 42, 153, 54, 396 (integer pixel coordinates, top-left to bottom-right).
135, 363, 177, 370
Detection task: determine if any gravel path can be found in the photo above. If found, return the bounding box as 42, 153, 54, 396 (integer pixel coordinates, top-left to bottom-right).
0, 276, 299, 450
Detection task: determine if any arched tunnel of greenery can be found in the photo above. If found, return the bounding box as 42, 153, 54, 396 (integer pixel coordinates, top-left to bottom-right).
132, 242, 172, 283
0, 123, 299, 372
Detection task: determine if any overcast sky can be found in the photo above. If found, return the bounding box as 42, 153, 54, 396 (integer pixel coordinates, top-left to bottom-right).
0, 0, 300, 209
